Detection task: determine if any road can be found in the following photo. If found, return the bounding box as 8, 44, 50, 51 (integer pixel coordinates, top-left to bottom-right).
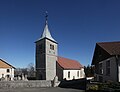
0, 87, 85, 92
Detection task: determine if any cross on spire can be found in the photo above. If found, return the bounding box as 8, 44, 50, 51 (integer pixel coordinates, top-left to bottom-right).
45, 11, 48, 24
36, 11, 56, 42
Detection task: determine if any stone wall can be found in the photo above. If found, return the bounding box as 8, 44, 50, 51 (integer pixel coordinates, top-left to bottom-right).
0, 80, 52, 88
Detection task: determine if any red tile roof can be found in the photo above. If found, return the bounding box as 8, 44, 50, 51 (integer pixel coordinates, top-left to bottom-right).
57, 56, 83, 69
0, 59, 15, 69
97, 41, 120, 55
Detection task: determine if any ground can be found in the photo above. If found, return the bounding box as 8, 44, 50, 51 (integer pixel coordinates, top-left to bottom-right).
0, 87, 85, 92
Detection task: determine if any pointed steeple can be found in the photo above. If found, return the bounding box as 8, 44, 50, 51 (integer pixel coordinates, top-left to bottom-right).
38, 12, 56, 42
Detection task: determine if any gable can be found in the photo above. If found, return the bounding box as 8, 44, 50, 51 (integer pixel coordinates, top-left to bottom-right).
0, 59, 15, 68
92, 44, 111, 65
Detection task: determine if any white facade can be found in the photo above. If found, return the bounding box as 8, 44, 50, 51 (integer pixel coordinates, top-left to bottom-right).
0, 68, 14, 80
63, 68, 85, 80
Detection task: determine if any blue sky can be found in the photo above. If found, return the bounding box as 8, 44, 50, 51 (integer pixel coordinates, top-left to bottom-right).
0, 0, 120, 68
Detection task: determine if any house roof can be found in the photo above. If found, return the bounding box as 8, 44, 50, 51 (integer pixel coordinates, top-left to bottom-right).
57, 56, 83, 69
0, 59, 15, 69
92, 41, 120, 65
97, 41, 120, 55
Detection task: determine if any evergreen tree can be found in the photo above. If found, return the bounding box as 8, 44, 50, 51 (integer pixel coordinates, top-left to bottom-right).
84, 65, 94, 77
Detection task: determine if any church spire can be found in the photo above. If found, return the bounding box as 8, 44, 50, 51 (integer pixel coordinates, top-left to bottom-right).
39, 12, 56, 42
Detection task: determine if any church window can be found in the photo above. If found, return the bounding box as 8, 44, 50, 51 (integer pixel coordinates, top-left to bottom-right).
68, 71, 70, 78
77, 71, 79, 77
50, 44, 54, 50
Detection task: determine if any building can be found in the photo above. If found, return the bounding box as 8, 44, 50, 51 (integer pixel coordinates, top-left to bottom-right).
92, 41, 120, 82
0, 59, 15, 81
35, 15, 85, 80
57, 56, 84, 80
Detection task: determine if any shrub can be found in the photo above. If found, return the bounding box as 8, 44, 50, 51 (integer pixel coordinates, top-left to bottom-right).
89, 85, 99, 90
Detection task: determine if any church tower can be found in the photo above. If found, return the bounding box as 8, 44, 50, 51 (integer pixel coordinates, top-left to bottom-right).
35, 13, 58, 80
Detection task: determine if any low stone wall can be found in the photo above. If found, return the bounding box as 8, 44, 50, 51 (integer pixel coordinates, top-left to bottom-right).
0, 80, 52, 88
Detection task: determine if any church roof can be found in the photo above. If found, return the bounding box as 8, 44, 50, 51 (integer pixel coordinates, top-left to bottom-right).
57, 56, 83, 70
37, 14, 56, 42
40, 21, 56, 41
0, 59, 15, 69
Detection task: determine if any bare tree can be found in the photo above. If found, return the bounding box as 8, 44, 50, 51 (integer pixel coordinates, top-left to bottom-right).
27, 63, 35, 77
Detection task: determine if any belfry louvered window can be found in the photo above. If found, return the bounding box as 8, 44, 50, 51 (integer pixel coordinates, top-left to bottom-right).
50, 44, 54, 50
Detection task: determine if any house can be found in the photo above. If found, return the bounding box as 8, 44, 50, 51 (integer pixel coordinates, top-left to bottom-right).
35, 14, 85, 80
0, 59, 15, 81
92, 41, 120, 82
57, 56, 85, 80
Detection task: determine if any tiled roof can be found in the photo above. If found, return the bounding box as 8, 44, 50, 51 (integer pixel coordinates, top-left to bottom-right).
97, 41, 120, 55
0, 59, 15, 68
57, 56, 83, 69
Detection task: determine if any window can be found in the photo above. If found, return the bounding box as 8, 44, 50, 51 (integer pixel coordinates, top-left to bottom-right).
77, 71, 79, 77
68, 71, 70, 78
7, 69, 10, 73
99, 63, 103, 74
106, 60, 110, 75
50, 44, 54, 50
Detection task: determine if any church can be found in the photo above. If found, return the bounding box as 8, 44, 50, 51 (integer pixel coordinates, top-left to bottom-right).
35, 14, 85, 81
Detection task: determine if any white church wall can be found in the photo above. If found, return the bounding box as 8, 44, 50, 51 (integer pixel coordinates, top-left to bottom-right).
63, 68, 85, 80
